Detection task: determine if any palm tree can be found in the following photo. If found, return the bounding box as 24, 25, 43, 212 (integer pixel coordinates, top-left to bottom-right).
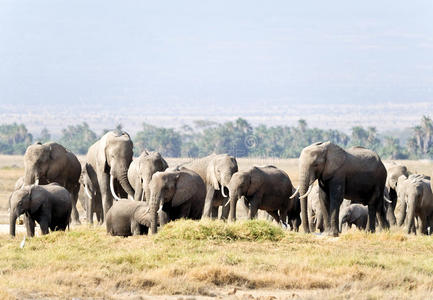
413, 126, 424, 154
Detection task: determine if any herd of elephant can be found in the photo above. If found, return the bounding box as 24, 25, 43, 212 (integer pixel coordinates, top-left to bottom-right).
7, 131, 433, 238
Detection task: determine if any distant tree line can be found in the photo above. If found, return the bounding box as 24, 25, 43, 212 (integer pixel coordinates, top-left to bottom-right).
1, 116, 433, 159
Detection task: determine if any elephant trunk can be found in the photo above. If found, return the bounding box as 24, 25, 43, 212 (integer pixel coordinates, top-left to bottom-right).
23, 167, 37, 186
9, 211, 17, 237
406, 200, 415, 234
228, 193, 238, 222
117, 171, 135, 199
298, 170, 312, 233
150, 194, 159, 234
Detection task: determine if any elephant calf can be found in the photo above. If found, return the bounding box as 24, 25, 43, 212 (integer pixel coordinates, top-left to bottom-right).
106, 200, 151, 236
9, 183, 72, 237
339, 204, 368, 232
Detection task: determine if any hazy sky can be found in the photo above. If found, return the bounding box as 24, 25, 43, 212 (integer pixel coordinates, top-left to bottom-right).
1, 1, 432, 107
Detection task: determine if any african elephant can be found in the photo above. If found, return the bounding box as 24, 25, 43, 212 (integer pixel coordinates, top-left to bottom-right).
399, 176, 433, 235
128, 150, 168, 202
339, 204, 368, 232
79, 162, 103, 224
307, 186, 325, 233
384, 163, 408, 225
9, 183, 72, 237
23, 142, 81, 224
149, 168, 206, 234
286, 190, 301, 231
106, 199, 151, 236
292, 142, 389, 236
183, 154, 238, 219
227, 165, 294, 225
307, 186, 351, 233
86, 131, 135, 217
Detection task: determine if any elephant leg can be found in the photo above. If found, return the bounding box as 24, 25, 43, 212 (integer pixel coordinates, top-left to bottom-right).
419, 214, 428, 235
39, 218, 50, 235
68, 185, 81, 224
24, 215, 35, 237
328, 183, 344, 236
318, 190, 330, 232
316, 211, 324, 233
366, 203, 378, 233
131, 220, 140, 236
86, 196, 93, 225
308, 207, 316, 233
211, 206, 219, 219
201, 186, 215, 219
176, 200, 192, 220
248, 195, 261, 220
267, 210, 281, 225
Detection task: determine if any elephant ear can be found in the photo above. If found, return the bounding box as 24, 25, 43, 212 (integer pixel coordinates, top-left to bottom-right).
323, 142, 346, 181
133, 205, 151, 226
97, 132, 111, 172
230, 156, 238, 172
172, 172, 195, 206
247, 167, 262, 196
206, 160, 220, 190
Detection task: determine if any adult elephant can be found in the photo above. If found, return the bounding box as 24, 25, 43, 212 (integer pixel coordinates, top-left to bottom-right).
128, 150, 168, 202
79, 162, 103, 224
23, 142, 81, 224
227, 165, 294, 224
384, 163, 408, 225
183, 154, 238, 219
9, 183, 72, 237
292, 142, 389, 236
149, 168, 206, 234
106, 199, 151, 236
86, 131, 135, 217
398, 176, 433, 234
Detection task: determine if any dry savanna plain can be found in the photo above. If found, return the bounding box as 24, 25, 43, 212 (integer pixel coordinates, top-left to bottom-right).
0, 155, 433, 299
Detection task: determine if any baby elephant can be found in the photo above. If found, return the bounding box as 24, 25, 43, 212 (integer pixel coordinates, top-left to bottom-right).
339, 204, 368, 232
9, 183, 72, 237
106, 199, 152, 236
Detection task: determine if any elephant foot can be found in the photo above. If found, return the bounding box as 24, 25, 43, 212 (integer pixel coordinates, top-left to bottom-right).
72, 219, 81, 226
324, 230, 339, 237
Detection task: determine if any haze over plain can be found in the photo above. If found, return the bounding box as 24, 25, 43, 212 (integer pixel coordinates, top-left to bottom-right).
1, 1, 432, 133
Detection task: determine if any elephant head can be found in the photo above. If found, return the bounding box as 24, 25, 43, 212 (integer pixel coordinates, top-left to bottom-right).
207, 154, 238, 197
292, 142, 346, 233
227, 167, 263, 221
100, 132, 135, 200
129, 151, 168, 202
148, 171, 179, 234
23, 142, 66, 186
80, 163, 94, 200
9, 186, 41, 236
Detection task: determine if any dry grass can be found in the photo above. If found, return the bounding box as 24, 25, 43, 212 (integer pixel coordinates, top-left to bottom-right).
0, 222, 433, 299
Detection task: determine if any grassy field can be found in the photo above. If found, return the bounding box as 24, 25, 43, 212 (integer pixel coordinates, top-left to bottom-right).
0, 156, 432, 299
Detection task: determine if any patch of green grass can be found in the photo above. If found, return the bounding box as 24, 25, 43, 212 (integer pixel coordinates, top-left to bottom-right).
156, 219, 285, 242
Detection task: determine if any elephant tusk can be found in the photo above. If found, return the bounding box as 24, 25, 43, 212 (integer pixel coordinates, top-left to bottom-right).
84, 185, 92, 200
128, 195, 134, 201
110, 175, 122, 201
384, 196, 392, 204
224, 198, 231, 207
141, 189, 146, 202
157, 203, 163, 213
290, 186, 300, 199
299, 185, 313, 199
34, 179, 39, 186
221, 185, 228, 198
